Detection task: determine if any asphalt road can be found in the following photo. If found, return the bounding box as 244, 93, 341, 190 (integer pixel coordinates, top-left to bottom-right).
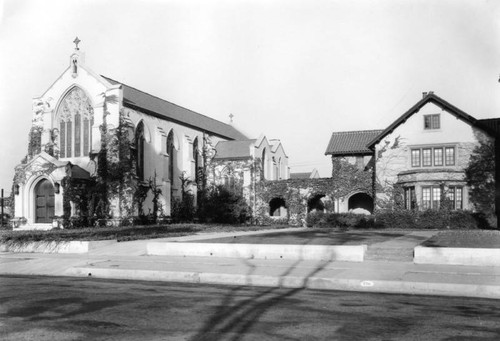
1, 275, 499, 341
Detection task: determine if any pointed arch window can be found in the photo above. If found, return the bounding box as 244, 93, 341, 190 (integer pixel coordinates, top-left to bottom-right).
261, 148, 267, 180
221, 167, 235, 190
135, 122, 145, 181
57, 87, 93, 158
193, 137, 200, 185
167, 130, 175, 184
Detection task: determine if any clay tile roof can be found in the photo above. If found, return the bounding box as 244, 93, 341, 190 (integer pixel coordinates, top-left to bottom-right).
325, 130, 383, 156
213, 139, 257, 160
101, 76, 247, 141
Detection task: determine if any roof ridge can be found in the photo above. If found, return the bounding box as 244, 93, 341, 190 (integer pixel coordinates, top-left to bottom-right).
101, 75, 236, 129
330, 129, 384, 135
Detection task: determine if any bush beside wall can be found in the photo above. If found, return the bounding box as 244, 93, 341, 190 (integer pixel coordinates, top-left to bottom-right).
306, 210, 489, 230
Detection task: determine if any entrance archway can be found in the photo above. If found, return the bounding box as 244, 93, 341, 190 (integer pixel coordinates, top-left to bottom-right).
269, 197, 287, 217
348, 192, 373, 213
34, 179, 55, 223
307, 194, 326, 213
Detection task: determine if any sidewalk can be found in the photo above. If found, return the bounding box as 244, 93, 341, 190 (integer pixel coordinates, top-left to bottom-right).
1, 230, 499, 300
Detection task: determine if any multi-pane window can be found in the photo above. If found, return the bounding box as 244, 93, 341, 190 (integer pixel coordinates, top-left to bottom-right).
424, 114, 440, 130
422, 186, 441, 209
411, 146, 455, 167
432, 187, 441, 209
434, 148, 443, 166
411, 149, 421, 167
445, 147, 455, 166
422, 148, 432, 166
446, 186, 463, 209
404, 187, 416, 210
57, 87, 94, 158
421, 186, 462, 210
422, 187, 431, 210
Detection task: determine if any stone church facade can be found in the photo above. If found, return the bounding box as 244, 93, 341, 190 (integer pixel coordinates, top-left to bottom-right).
12, 42, 289, 230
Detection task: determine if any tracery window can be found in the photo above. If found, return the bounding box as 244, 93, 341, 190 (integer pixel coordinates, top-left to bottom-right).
57, 87, 93, 158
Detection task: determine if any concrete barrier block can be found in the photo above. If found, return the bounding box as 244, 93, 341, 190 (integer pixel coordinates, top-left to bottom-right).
414, 246, 500, 266
147, 242, 366, 262
1, 240, 116, 254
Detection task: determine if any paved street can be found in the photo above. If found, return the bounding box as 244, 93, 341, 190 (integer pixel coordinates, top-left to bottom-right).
1, 275, 499, 341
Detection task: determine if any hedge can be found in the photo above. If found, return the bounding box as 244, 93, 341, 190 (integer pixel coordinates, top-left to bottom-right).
306, 210, 490, 230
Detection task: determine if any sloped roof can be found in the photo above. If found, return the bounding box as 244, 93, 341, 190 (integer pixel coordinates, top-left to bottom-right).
102, 76, 247, 141
325, 130, 383, 156
290, 172, 312, 179
213, 139, 256, 160
477, 118, 500, 136
367, 93, 483, 148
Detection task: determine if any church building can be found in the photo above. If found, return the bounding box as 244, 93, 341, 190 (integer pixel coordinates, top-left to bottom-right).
12, 39, 289, 230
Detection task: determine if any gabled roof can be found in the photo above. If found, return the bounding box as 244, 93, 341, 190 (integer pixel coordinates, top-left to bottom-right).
367, 93, 483, 148
102, 76, 247, 141
213, 139, 256, 160
290, 169, 320, 179
289, 172, 312, 179
325, 130, 383, 156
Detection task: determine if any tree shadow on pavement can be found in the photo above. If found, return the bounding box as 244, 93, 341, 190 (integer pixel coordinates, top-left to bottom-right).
190, 238, 334, 341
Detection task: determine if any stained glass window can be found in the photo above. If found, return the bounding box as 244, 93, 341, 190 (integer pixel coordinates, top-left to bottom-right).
56, 87, 93, 158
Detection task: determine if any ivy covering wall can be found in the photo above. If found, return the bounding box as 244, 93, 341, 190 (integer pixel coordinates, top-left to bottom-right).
254, 157, 374, 226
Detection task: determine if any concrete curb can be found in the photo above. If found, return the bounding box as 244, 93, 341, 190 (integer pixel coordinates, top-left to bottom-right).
146, 242, 367, 262
414, 246, 500, 266
0, 240, 117, 254
65, 266, 500, 300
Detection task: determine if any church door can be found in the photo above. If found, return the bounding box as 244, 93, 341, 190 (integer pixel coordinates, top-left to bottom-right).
35, 179, 55, 223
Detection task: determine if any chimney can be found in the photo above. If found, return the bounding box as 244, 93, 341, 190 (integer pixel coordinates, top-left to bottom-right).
422, 92, 428, 98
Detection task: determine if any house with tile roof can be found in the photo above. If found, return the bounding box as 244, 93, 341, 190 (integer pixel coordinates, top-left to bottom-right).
12, 42, 288, 229
325, 92, 498, 213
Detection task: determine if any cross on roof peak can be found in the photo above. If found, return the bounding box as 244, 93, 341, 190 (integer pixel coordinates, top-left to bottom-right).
73, 37, 81, 50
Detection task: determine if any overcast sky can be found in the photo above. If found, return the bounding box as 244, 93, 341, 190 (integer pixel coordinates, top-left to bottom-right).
1, 0, 499, 194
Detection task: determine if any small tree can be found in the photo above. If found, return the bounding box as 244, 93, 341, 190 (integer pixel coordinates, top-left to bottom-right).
171, 172, 196, 222
199, 185, 251, 224
465, 138, 495, 216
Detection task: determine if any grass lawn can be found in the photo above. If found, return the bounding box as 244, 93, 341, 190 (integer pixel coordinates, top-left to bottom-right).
422, 230, 500, 248
0, 224, 289, 244
194, 229, 431, 246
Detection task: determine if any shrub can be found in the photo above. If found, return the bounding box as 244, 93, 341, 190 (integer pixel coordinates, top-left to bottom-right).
198, 185, 251, 224
374, 210, 417, 229
306, 212, 374, 229
306, 210, 484, 230
374, 209, 482, 230
171, 193, 196, 223
305, 211, 325, 227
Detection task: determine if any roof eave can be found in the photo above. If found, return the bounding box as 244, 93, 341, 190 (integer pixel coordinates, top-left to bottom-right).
367, 93, 480, 148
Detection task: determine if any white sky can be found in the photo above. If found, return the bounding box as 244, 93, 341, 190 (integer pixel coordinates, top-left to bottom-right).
1, 0, 500, 194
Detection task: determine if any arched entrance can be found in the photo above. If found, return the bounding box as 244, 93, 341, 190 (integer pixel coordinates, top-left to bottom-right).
307, 194, 326, 213
348, 192, 373, 213
34, 179, 55, 223
269, 197, 287, 217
